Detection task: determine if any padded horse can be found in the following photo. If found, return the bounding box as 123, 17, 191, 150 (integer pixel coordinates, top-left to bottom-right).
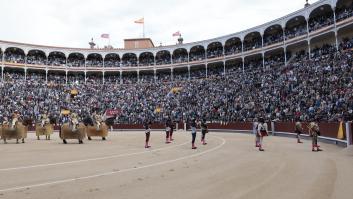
35, 123, 54, 140
36, 117, 56, 140
83, 116, 108, 140
60, 123, 86, 144
1, 122, 29, 144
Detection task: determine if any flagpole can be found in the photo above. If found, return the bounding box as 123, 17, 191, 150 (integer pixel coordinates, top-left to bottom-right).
143, 23, 145, 38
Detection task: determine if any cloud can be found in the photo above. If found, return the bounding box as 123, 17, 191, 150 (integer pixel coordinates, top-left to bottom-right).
0, 0, 320, 48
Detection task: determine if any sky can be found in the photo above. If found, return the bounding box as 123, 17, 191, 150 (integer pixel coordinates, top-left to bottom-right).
0, 0, 320, 48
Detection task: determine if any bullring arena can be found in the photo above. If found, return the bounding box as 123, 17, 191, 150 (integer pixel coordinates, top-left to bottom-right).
2, 0, 353, 198
0, 128, 353, 199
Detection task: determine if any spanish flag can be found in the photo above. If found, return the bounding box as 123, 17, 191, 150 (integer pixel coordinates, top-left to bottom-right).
337, 121, 344, 139
134, 17, 144, 24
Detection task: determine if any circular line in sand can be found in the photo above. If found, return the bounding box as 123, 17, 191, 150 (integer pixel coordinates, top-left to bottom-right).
0, 139, 190, 172
0, 135, 226, 193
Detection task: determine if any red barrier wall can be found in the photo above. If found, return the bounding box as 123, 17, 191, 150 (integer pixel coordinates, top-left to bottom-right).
30, 122, 345, 141
207, 122, 254, 131
275, 122, 346, 140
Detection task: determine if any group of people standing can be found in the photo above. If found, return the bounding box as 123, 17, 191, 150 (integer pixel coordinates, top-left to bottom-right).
253, 118, 323, 152
143, 117, 209, 150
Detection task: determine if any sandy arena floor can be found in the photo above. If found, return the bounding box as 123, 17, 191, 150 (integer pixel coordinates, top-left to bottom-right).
0, 130, 352, 199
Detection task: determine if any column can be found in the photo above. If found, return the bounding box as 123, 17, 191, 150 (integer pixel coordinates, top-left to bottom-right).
333, 9, 339, 52
65, 70, 68, 85
241, 40, 245, 73
45, 70, 48, 84
24, 68, 27, 81
261, 33, 265, 68
154, 69, 156, 82
205, 64, 208, 78
24, 55, 27, 81
1, 53, 4, 81
120, 71, 123, 84
171, 68, 173, 81
102, 71, 105, 85
308, 40, 311, 59
283, 25, 287, 66
1, 66, 3, 82
223, 60, 226, 76
306, 18, 311, 59
284, 48, 287, 66
84, 71, 87, 84
137, 70, 140, 83
188, 65, 191, 80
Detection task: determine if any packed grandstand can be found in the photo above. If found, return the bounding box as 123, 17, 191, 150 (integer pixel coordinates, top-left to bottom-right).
0, 0, 353, 124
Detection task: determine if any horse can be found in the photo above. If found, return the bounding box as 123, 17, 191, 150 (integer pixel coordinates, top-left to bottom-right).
83, 116, 109, 140
59, 123, 86, 144
35, 123, 54, 140
35, 117, 56, 140
1, 118, 31, 144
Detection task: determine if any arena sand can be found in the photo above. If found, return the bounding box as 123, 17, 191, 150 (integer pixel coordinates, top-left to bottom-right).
0, 131, 352, 199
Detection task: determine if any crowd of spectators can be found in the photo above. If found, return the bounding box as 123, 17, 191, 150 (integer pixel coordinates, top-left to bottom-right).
224, 45, 242, 56
336, 3, 353, 22
1, 40, 353, 124
264, 32, 284, 46
244, 38, 262, 51
173, 54, 188, 64
285, 25, 307, 40
48, 56, 66, 66
189, 52, 205, 62
309, 13, 334, 32
86, 59, 103, 67
207, 48, 223, 58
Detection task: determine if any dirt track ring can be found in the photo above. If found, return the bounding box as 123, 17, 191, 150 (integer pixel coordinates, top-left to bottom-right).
0, 131, 351, 199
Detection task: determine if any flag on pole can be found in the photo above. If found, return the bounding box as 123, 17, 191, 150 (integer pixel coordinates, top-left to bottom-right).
134, 18, 144, 24
173, 31, 181, 37
337, 121, 345, 139
101, 34, 110, 39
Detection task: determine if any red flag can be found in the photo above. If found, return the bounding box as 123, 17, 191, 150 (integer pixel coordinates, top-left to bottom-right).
105, 109, 121, 118
173, 31, 181, 37
101, 34, 110, 39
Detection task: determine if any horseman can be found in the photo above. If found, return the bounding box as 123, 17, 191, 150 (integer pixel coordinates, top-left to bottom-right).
92, 110, 103, 131
10, 111, 21, 130
40, 112, 50, 127
69, 112, 80, 131
2, 116, 9, 125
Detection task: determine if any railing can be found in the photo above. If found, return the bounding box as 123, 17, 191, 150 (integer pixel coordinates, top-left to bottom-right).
2, 16, 353, 73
